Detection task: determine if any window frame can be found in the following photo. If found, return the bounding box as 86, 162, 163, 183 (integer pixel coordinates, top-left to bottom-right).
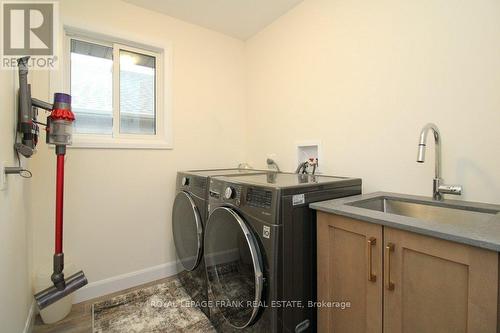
62, 28, 171, 149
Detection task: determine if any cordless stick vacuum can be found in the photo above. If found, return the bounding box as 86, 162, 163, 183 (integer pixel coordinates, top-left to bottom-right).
15, 57, 88, 309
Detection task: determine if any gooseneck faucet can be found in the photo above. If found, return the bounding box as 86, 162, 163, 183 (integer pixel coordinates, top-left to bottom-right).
417, 123, 462, 200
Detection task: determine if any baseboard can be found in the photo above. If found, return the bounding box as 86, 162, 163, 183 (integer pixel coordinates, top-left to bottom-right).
73, 260, 182, 304
23, 300, 35, 333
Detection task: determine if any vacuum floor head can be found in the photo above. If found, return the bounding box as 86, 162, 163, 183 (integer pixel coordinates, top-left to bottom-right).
34, 270, 88, 310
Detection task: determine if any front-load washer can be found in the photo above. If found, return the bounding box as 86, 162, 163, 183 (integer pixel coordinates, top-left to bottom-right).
204, 172, 361, 332
172, 168, 268, 318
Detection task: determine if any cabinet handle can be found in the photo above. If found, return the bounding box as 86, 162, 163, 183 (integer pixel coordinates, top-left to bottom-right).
385, 243, 395, 290
366, 237, 376, 282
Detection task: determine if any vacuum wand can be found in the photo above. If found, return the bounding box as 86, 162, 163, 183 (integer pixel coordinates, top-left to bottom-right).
55, 151, 64, 255
32, 91, 88, 309
50, 146, 69, 290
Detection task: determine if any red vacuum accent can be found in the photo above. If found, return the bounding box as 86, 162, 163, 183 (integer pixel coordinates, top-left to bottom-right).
55, 153, 65, 254
51, 109, 75, 121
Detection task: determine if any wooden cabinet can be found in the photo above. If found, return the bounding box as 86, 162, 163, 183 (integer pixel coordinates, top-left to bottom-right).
383, 227, 498, 333
317, 211, 383, 333
317, 212, 499, 333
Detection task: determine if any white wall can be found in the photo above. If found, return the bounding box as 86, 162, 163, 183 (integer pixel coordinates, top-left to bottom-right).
245, 0, 500, 204
30, 0, 247, 287
0, 70, 33, 330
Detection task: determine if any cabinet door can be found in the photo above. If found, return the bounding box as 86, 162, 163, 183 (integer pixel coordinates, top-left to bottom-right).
317, 212, 383, 333
384, 227, 498, 333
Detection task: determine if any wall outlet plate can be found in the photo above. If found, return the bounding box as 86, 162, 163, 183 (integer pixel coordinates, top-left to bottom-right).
0, 162, 6, 191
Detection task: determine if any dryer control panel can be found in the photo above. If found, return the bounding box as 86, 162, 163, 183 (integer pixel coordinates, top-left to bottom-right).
177, 173, 207, 199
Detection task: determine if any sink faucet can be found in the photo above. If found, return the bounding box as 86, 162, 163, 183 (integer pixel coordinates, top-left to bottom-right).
416, 123, 463, 200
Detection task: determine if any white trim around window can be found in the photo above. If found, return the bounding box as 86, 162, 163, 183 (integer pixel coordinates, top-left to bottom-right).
53, 26, 173, 149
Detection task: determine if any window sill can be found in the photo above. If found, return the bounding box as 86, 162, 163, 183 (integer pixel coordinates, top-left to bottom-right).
51, 137, 173, 150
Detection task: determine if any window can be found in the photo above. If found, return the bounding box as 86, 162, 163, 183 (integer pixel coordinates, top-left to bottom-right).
70, 40, 113, 134
119, 50, 156, 135
64, 29, 170, 149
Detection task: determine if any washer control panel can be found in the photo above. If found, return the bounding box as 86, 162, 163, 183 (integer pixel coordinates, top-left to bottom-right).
246, 188, 273, 209
224, 186, 235, 199
213, 183, 242, 205
228, 185, 242, 205
209, 178, 278, 224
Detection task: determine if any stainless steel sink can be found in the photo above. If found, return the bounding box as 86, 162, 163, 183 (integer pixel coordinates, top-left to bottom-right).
347, 196, 499, 225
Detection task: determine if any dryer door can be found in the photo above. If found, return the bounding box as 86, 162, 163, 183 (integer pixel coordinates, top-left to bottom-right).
204, 207, 264, 329
172, 191, 203, 271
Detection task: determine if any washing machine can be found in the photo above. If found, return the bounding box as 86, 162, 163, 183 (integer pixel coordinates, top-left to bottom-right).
172, 168, 268, 318
204, 172, 361, 332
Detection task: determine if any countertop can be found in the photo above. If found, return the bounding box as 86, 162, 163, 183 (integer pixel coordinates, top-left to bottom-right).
310, 191, 500, 252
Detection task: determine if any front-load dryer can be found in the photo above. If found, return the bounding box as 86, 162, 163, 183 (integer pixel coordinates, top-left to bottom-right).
172, 168, 268, 318
204, 172, 361, 332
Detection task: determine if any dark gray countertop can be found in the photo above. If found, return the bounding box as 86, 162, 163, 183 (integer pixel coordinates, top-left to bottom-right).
310, 192, 500, 252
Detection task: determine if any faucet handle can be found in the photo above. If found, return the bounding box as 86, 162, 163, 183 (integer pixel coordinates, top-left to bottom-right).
438, 184, 463, 196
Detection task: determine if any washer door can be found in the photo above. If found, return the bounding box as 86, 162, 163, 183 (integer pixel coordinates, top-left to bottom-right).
204, 207, 264, 329
172, 191, 203, 271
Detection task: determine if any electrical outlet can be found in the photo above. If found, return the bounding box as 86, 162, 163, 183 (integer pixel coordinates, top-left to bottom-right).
0, 162, 6, 191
